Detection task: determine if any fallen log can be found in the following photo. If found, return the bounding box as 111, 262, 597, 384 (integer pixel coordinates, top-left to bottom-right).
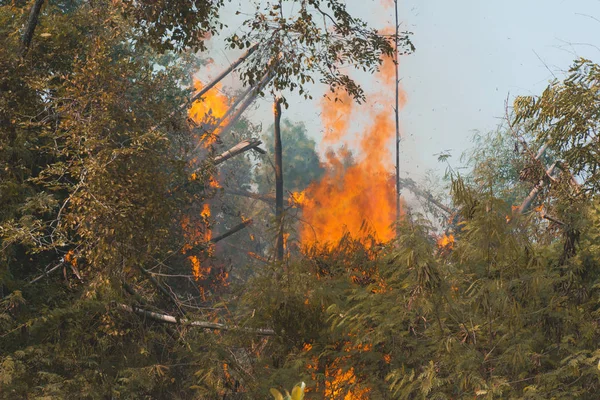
115, 303, 275, 335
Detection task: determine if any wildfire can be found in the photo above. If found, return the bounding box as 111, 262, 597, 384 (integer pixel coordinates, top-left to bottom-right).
298, 55, 404, 247
188, 255, 212, 281
189, 80, 230, 147
437, 233, 454, 249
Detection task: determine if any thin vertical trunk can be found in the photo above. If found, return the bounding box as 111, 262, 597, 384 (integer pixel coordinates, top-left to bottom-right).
20, 0, 45, 56
274, 97, 284, 261
394, 0, 401, 223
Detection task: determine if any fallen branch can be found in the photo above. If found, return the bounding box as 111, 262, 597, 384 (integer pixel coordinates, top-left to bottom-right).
217, 71, 275, 139
214, 139, 263, 165
541, 213, 565, 226
28, 262, 64, 285
398, 177, 453, 215
115, 303, 275, 335
210, 219, 253, 244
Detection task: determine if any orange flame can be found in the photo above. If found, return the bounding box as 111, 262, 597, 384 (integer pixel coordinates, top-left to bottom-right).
437, 234, 454, 249
188, 255, 212, 280
188, 80, 230, 147
320, 91, 354, 143
299, 56, 404, 247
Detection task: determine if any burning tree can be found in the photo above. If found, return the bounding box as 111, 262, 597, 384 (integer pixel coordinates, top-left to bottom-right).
0, 0, 415, 398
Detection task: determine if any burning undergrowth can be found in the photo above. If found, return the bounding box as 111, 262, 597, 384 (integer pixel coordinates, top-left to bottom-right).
240, 233, 395, 398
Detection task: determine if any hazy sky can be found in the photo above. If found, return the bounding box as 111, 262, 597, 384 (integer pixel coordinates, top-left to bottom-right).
203, 0, 600, 182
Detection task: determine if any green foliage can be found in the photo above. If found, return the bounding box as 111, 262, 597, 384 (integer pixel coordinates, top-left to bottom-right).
514, 58, 600, 192
257, 119, 325, 195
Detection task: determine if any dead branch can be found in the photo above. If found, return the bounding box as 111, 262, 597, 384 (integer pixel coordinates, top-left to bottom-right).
115, 303, 275, 335
516, 162, 557, 214
28, 262, 64, 284
138, 266, 187, 317
541, 213, 565, 226
183, 44, 259, 111
398, 177, 453, 215
217, 72, 275, 139
210, 219, 253, 244
214, 139, 263, 165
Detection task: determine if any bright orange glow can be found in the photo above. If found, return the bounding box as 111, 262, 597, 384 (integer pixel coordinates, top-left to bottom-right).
188, 255, 212, 280
298, 56, 403, 247
208, 175, 221, 188
325, 365, 370, 399
64, 249, 77, 267
201, 203, 211, 219
437, 234, 454, 249
188, 80, 230, 147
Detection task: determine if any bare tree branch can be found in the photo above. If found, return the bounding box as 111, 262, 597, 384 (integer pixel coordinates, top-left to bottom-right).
114, 303, 275, 335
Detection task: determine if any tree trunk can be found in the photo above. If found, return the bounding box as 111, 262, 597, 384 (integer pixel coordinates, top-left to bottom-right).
274, 97, 284, 261
20, 0, 45, 56
394, 0, 401, 224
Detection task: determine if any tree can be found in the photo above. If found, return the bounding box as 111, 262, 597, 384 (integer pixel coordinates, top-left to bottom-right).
513, 58, 600, 193
257, 119, 325, 196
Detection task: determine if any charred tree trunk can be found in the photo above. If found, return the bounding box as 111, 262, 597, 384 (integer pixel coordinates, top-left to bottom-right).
20, 0, 45, 56
274, 97, 284, 261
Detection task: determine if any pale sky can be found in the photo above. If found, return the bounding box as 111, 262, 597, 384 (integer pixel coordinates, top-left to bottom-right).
202, 0, 600, 182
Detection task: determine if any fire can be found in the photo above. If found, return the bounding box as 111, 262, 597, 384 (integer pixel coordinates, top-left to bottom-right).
188, 255, 212, 280
208, 175, 221, 188
437, 233, 454, 249
298, 56, 404, 247
320, 91, 354, 143
188, 80, 230, 147
325, 366, 370, 399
